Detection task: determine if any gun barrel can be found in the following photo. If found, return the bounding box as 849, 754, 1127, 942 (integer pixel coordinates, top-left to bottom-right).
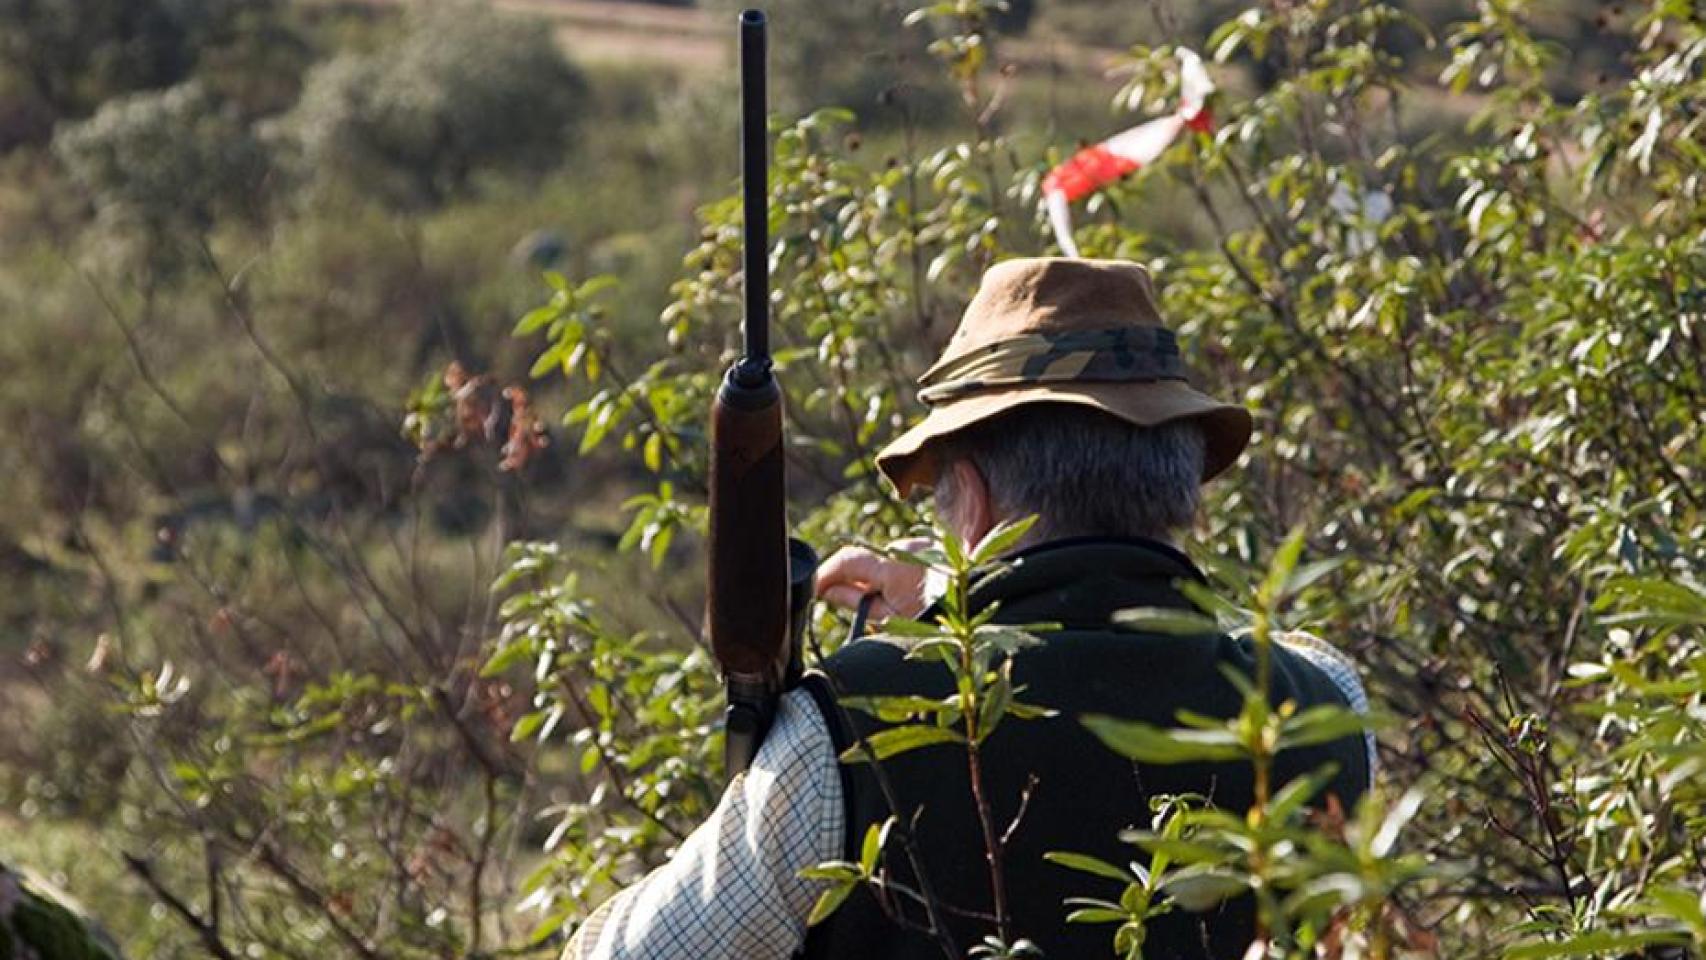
711, 8, 793, 780
738, 9, 769, 370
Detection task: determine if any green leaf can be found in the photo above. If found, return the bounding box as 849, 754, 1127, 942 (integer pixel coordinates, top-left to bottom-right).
1207, 18, 1247, 63
939, 525, 970, 573
576, 275, 620, 299
971, 515, 1039, 564
587, 683, 612, 719
648, 522, 675, 568
975, 625, 1047, 654
976, 674, 1012, 742
1502, 929, 1691, 959
529, 342, 565, 379
1636, 886, 1706, 935
798, 862, 861, 883
481, 638, 533, 677
643, 432, 664, 472
1112, 607, 1220, 636
1259, 527, 1308, 605
1267, 765, 1339, 824
1083, 715, 1247, 764
1175, 580, 1251, 630
1121, 834, 1233, 867
1045, 851, 1134, 883
1283, 874, 1366, 918
1371, 788, 1425, 858
1162, 868, 1248, 911
528, 906, 576, 945
859, 819, 893, 872
1006, 700, 1057, 720
510, 710, 547, 743
1283, 556, 1347, 597
902, 637, 964, 662
1065, 907, 1129, 925
514, 304, 559, 336
878, 617, 947, 639
1600, 576, 1706, 628
806, 881, 856, 927
839, 694, 955, 723
1278, 704, 1372, 751
840, 724, 963, 763
1391, 487, 1439, 520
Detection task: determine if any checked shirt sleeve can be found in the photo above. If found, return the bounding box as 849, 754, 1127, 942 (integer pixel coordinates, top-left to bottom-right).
1276, 631, 1379, 784
563, 688, 844, 960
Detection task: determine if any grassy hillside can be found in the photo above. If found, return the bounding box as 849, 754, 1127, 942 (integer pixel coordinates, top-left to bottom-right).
2, 1, 1702, 958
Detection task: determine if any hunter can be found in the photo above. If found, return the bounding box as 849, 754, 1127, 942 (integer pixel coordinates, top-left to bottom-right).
565, 258, 1373, 959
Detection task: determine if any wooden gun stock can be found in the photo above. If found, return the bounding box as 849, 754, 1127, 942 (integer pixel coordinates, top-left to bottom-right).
707, 376, 788, 679
708, 376, 790, 776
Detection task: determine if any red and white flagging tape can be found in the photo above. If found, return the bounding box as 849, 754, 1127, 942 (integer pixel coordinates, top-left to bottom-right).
1042, 49, 1214, 257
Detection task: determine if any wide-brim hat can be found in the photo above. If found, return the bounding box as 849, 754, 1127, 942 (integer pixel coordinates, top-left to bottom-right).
875, 257, 1253, 498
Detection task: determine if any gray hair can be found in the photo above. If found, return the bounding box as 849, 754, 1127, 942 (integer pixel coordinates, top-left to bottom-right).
933, 404, 1206, 543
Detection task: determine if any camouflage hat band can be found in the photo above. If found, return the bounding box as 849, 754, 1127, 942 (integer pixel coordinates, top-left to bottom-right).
917, 327, 1186, 406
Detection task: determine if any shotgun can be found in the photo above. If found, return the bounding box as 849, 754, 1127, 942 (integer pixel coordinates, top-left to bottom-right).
708, 8, 817, 782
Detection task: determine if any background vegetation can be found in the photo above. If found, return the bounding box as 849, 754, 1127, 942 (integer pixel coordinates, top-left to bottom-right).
0, 0, 1701, 958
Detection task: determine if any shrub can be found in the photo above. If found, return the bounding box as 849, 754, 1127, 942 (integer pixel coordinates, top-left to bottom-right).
0, 0, 286, 139
705, 0, 951, 120
53, 81, 269, 264
11, 1, 1704, 958
279, 3, 586, 207
499, 0, 1706, 954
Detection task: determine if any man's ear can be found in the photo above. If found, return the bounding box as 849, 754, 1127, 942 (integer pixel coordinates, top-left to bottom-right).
947, 458, 995, 547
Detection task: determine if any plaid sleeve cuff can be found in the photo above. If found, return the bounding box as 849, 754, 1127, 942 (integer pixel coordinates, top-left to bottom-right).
1277, 631, 1378, 784
563, 688, 842, 960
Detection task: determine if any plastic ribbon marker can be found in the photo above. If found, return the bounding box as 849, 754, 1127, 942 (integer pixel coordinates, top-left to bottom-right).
1042, 48, 1215, 257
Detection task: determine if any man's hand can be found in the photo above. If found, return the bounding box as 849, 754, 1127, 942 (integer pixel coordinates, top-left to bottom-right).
814, 538, 931, 623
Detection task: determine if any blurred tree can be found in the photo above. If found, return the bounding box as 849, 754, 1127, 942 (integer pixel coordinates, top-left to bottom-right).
4, 2, 1704, 958
278, 2, 585, 208
706, 0, 948, 119
0, 0, 288, 150
53, 81, 269, 271
192, 4, 314, 120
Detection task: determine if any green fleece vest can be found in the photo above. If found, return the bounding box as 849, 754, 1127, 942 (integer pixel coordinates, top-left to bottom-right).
799, 538, 1368, 960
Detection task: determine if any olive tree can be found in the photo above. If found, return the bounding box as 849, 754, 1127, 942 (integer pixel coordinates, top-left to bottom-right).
280, 3, 585, 207
54, 81, 269, 271
0, 0, 277, 145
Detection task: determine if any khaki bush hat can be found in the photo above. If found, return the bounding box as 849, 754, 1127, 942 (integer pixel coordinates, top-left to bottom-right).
875, 257, 1253, 498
